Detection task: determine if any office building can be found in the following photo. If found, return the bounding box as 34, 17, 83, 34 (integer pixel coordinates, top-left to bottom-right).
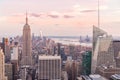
93, 26, 107, 52
11, 45, 18, 61
96, 66, 120, 79
3, 38, 11, 63
92, 26, 116, 73
10, 45, 19, 80
38, 55, 61, 80
0, 48, 8, 80
65, 57, 80, 80
5, 63, 13, 80
113, 40, 120, 68
82, 51, 92, 75
21, 13, 32, 66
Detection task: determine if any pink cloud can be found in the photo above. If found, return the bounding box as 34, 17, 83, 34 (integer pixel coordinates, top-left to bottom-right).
30, 13, 42, 17
80, 10, 96, 13
63, 15, 74, 18
47, 14, 59, 18
47, 11, 60, 18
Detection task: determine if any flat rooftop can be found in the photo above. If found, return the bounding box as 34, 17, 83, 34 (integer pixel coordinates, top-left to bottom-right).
89, 74, 107, 80
111, 74, 120, 79
39, 55, 61, 60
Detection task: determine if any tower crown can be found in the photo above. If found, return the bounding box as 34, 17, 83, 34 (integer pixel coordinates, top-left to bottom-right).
24, 12, 30, 29
26, 12, 28, 24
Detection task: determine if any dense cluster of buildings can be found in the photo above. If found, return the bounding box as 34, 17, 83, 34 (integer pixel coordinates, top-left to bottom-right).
0, 13, 120, 80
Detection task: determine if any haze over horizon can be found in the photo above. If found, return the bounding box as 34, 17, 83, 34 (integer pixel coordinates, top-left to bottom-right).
0, 0, 120, 37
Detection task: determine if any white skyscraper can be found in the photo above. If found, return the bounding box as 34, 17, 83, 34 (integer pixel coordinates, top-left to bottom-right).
11, 46, 18, 61
40, 30, 43, 40
92, 26, 116, 73
0, 48, 7, 80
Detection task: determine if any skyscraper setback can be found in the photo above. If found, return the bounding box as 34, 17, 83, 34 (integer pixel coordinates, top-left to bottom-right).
21, 13, 32, 66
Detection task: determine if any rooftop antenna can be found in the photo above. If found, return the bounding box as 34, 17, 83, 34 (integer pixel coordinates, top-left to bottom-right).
26, 11, 28, 24
98, 0, 100, 27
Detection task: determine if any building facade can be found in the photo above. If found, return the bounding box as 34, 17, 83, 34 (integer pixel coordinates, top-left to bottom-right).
82, 51, 92, 75
5, 63, 13, 80
92, 26, 116, 73
11, 46, 18, 61
38, 55, 61, 80
0, 48, 8, 80
113, 40, 120, 68
21, 13, 32, 66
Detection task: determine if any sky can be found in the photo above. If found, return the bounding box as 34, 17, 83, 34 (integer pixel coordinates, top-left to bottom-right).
0, 0, 120, 37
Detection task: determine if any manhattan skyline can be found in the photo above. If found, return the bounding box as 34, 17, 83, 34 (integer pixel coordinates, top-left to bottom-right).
0, 0, 120, 37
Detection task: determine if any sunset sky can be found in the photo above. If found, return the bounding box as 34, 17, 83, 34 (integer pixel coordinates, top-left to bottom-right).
0, 0, 120, 37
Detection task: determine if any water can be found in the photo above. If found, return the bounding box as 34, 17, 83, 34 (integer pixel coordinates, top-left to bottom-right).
51, 38, 92, 47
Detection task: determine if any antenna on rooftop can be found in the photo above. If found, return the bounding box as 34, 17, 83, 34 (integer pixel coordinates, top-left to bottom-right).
98, 0, 100, 28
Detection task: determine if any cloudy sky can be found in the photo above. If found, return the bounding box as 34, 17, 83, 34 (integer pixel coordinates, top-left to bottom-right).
0, 0, 120, 37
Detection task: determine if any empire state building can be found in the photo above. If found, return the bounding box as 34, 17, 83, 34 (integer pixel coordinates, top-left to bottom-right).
22, 13, 32, 66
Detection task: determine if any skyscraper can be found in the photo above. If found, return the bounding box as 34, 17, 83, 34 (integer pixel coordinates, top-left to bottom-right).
0, 48, 7, 80
38, 55, 61, 80
5, 63, 13, 80
91, 26, 116, 73
21, 13, 32, 66
93, 25, 107, 52
82, 51, 92, 75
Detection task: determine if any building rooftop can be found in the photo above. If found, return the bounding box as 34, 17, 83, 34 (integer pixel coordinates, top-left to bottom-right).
89, 74, 107, 80
81, 75, 91, 80
39, 55, 61, 60
113, 40, 120, 42
111, 74, 120, 79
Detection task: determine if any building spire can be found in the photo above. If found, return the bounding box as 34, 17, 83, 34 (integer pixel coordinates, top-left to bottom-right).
26, 12, 28, 24
98, 0, 100, 28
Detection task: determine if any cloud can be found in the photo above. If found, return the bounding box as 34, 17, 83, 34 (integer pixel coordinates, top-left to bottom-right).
48, 14, 59, 18
72, 4, 97, 15
80, 10, 97, 13
63, 15, 74, 18
30, 13, 42, 17
72, 4, 108, 14
47, 11, 60, 18
11, 13, 45, 18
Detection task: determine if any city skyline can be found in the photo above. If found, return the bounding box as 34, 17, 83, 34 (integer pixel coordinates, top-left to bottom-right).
0, 0, 120, 37
1, 1, 120, 80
